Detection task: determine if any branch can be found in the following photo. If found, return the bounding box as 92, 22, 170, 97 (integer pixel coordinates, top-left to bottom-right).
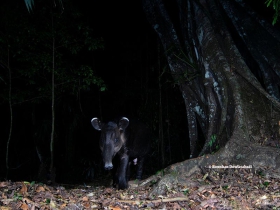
90, 197, 189, 204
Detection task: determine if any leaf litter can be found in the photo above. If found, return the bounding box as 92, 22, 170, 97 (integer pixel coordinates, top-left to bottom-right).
0, 167, 279, 209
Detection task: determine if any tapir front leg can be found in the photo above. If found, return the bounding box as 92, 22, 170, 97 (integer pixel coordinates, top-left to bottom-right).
136, 157, 145, 180
117, 154, 129, 189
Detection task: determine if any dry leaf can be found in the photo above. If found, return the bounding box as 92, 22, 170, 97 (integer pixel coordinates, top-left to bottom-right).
171, 202, 181, 210
108, 205, 121, 210
0, 182, 8, 188
83, 202, 90, 208
1, 199, 14, 205
91, 204, 99, 209
0, 207, 12, 210
20, 202, 29, 210
2, 192, 7, 199
82, 196, 88, 201
36, 186, 45, 192
50, 200, 56, 208
119, 193, 126, 200
87, 192, 94, 197
20, 183, 28, 195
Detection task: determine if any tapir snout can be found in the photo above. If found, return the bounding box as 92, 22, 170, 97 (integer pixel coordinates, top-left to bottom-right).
104, 162, 113, 170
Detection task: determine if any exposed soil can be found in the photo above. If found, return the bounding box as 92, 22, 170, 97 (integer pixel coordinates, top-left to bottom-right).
1, 166, 280, 209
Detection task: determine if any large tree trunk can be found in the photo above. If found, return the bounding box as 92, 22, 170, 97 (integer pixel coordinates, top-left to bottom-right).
142, 0, 280, 195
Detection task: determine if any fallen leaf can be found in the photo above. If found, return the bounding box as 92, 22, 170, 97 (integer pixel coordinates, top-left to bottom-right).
0, 182, 8, 188
158, 195, 164, 199
1, 199, 14, 205
91, 204, 99, 209
119, 193, 126, 200
1, 193, 7, 199
59, 203, 67, 209
108, 205, 121, 210
82, 196, 88, 201
87, 192, 94, 197
36, 186, 45, 192
0, 207, 12, 210
170, 202, 181, 210
20, 202, 29, 210
50, 200, 56, 208
20, 183, 28, 195
103, 188, 113, 194
83, 202, 90, 208
23, 197, 32, 203
260, 195, 268, 199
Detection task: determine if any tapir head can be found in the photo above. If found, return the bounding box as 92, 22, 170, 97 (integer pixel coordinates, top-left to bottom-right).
91, 117, 129, 170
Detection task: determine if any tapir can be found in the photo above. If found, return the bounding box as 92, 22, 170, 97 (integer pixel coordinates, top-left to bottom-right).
91, 117, 150, 189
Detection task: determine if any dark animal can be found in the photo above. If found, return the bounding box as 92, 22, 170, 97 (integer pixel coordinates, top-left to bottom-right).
91, 117, 150, 189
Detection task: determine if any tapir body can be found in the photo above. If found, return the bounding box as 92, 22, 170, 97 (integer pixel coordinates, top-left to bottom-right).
91, 117, 150, 189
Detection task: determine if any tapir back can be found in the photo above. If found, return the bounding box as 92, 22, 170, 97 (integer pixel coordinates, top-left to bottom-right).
124, 119, 150, 158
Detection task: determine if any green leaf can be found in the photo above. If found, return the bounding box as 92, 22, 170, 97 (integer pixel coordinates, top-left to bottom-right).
266, 0, 273, 7
100, 87, 106, 92
265, 0, 280, 25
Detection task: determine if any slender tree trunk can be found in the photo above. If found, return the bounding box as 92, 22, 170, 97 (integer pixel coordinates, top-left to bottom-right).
5, 47, 12, 179
166, 95, 172, 163
158, 57, 164, 167
50, 29, 56, 183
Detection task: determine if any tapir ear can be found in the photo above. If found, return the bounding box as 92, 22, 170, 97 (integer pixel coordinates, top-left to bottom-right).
91, 118, 102, 131
118, 117, 129, 131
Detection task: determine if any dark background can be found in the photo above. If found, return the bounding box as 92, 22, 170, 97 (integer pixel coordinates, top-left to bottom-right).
0, 0, 189, 184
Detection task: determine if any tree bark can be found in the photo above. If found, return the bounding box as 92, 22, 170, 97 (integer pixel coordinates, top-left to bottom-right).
142, 0, 280, 195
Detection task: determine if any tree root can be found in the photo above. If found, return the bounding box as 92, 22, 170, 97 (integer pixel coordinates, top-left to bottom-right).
117, 196, 189, 204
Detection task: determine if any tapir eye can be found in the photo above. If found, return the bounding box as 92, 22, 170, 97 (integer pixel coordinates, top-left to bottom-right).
114, 138, 119, 143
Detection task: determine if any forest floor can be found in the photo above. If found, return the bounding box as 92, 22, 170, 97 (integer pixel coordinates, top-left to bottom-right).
0, 167, 280, 210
